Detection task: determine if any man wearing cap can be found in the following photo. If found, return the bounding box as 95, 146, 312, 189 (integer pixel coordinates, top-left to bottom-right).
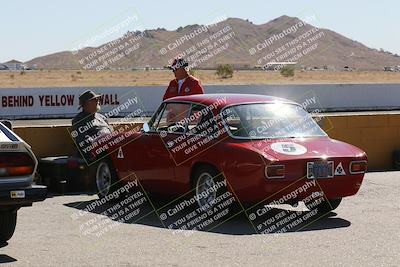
71, 90, 113, 160
163, 58, 204, 100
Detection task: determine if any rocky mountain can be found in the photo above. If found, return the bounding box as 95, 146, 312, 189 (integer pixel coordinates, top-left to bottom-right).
27, 15, 400, 70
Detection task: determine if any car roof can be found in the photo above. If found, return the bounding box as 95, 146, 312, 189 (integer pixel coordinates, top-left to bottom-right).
164, 93, 298, 107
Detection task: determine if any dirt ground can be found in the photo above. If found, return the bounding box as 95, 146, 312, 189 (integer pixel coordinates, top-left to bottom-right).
1, 70, 400, 88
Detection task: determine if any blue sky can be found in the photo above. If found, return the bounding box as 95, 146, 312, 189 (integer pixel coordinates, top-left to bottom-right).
1, 0, 398, 62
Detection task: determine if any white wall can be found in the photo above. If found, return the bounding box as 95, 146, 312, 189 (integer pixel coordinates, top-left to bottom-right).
1, 83, 400, 119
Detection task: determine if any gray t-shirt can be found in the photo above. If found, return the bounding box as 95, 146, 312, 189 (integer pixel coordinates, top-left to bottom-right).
71, 111, 113, 158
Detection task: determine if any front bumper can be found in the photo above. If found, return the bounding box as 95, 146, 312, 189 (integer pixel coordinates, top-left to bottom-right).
0, 185, 47, 207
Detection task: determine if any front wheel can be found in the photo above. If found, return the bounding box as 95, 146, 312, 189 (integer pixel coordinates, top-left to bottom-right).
92, 160, 118, 199
0, 210, 17, 242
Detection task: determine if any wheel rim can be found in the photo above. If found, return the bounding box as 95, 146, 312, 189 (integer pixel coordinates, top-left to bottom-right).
96, 162, 111, 196
196, 172, 217, 210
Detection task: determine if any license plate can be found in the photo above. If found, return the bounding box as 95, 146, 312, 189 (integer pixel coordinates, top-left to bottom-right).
10, 190, 25, 199
307, 161, 334, 179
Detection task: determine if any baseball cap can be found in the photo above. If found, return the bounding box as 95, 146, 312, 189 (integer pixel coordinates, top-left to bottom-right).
168, 58, 189, 71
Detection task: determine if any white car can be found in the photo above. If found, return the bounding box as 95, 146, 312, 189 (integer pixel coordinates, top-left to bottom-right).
0, 121, 46, 242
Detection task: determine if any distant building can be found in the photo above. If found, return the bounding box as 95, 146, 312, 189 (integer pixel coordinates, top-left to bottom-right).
0, 63, 8, 70
4, 59, 23, 71
384, 66, 395, 72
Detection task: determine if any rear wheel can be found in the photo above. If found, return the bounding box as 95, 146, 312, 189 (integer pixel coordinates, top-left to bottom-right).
192, 166, 224, 211
0, 210, 17, 242
92, 160, 118, 199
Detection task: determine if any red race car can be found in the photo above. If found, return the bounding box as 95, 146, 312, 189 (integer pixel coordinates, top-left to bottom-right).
92, 94, 367, 214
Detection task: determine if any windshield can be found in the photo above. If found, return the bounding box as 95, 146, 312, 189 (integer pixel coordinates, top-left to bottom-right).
221, 103, 327, 139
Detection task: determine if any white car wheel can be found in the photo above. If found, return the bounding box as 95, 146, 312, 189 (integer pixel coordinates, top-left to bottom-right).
96, 162, 112, 197
195, 172, 217, 211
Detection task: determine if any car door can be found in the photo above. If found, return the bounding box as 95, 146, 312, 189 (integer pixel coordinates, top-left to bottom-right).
168, 103, 222, 189
133, 102, 191, 194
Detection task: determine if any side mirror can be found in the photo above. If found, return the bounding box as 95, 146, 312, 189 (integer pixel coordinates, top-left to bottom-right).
142, 122, 150, 133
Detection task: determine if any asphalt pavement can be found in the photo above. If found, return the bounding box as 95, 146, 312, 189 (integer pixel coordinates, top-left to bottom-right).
0, 171, 399, 266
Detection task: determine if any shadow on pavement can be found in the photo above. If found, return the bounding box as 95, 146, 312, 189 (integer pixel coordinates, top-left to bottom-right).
0, 254, 17, 264
64, 196, 351, 236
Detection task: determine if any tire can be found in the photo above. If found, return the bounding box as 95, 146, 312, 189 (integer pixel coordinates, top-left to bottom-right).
191, 165, 225, 211
307, 198, 342, 214
92, 160, 118, 199
0, 210, 17, 242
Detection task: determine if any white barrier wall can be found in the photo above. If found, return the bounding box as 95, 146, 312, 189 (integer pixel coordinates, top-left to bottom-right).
0, 88, 144, 119
1, 84, 400, 119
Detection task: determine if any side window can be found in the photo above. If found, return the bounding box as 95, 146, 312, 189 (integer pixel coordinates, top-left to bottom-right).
155, 103, 191, 133
223, 108, 241, 131
222, 107, 249, 137
186, 104, 218, 136
147, 104, 165, 131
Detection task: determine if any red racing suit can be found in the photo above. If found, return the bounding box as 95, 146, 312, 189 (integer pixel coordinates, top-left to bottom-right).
163, 75, 204, 100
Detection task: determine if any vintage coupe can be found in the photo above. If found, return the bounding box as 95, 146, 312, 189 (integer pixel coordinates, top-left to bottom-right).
93, 94, 367, 213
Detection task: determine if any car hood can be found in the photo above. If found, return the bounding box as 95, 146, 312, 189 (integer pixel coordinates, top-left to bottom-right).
236, 137, 366, 161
